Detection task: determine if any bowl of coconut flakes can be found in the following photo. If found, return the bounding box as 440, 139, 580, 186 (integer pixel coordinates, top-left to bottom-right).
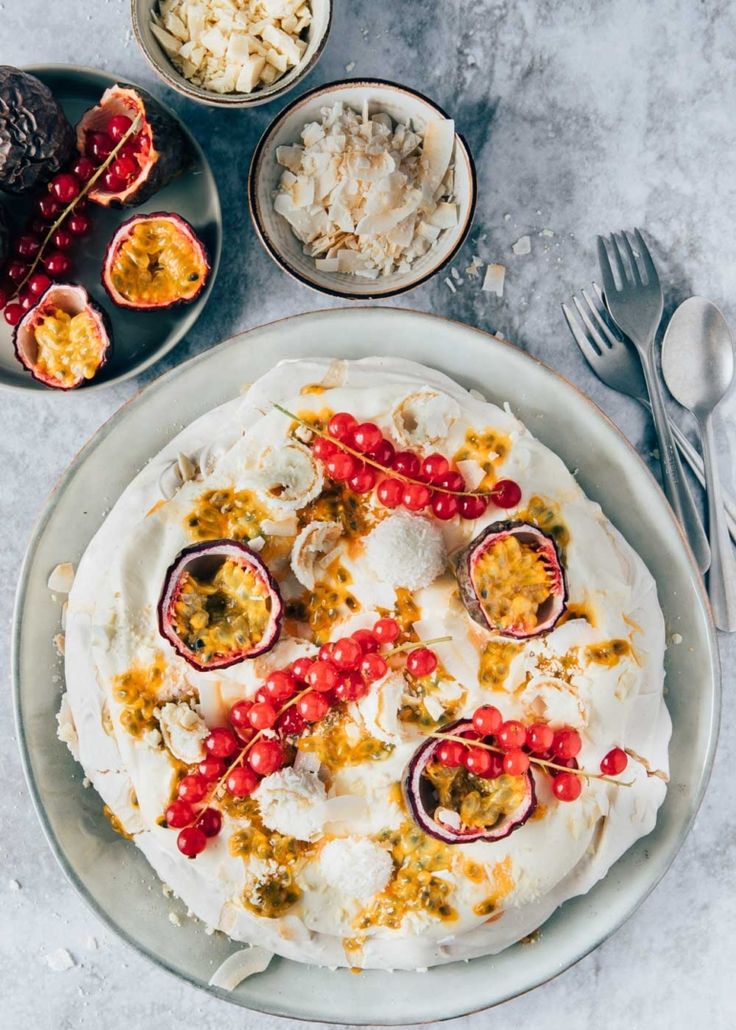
248, 79, 477, 298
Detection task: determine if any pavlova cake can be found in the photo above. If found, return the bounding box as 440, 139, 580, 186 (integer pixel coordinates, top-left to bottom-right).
58, 356, 671, 973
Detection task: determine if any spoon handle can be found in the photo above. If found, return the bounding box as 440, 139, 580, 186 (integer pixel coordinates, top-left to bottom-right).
700, 414, 736, 632
663, 411, 736, 543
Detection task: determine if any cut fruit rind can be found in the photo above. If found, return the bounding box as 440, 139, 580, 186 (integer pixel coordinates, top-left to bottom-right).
454, 520, 566, 638
158, 540, 283, 671
13, 283, 112, 390
76, 84, 189, 208
102, 212, 210, 310
404, 720, 536, 844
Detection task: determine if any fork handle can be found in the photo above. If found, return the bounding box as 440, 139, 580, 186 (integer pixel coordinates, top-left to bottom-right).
639, 349, 711, 572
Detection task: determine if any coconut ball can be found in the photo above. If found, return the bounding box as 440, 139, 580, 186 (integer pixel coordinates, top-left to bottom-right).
319, 837, 394, 900
364, 511, 447, 590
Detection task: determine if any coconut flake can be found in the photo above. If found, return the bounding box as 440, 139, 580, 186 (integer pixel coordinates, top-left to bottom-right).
482, 263, 506, 296
208, 946, 274, 990
45, 948, 76, 972
291, 520, 342, 590
512, 236, 531, 256
48, 562, 75, 594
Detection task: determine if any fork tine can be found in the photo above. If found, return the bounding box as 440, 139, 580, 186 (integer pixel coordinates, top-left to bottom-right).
572, 293, 611, 353
580, 289, 623, 350
633, 228, 660, 288
561, 301, 601, 359
620, 232, 643, 286
596, 236, 618, 298
609, 233, 630, 287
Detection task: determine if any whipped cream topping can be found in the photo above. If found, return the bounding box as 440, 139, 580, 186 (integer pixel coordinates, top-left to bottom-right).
60, 356, 670, 971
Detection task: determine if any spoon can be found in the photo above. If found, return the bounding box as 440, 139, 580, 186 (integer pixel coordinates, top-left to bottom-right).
661, 297, 736, 631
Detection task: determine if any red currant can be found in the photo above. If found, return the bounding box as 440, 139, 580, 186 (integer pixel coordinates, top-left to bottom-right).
351, 628, 379, 653
392, 451, 420, 477
225, 764, 260, 796
327, 412, 357, 441
102, 170, 127, 193
3, 303, 22, 326
334, 670, 368, 702
229, 700, 253, 729
463, 746, 493, 777
318, 643, 334, 663
0, 285, 6, 309
553, 728, 582, 761
503, 749, 530, 775
275, 706, 307, 735
497, 720, 527, 750
177, 826, 207, 857
248, 701, 278, 730
248, 739, 284, 776
352, 422, 383, 453
28, 273, 51, 297
435, 471, 466, 491
37, 195, 60, 220
198, 756, 226, 781
86, 130, 114, 163
326, 451, 359, 481
313, 436, 337, 460
348, 466, 377, 493
360, 652, 388, 683
491, 479, 522, 509
52, 228, 74, 251
68, 212, 92, 236
552, 771, 582, 802
431, 492, 459, 520
15, 234, 41, 258
472, 705, 502, 737
332, 636, 362, 670
421, 453, 450, 481
177, 774, 209, 803
600, 747, 628, 775
305, 660, 339, 693
7, 260, 28, 283
373, 617, 400, 643
458, 494, 489, 519
402, 482, 432, 510
49, 173, 81, 203
165, 799, 194, 828
376, 477, 404, 507
72, 156, 96, 181
27, 217, 49, 236
198, 807, 222, 838
19, 291, 35, 312
437, 739, 467, 767
406, 647, 437, 678
43, 251, 71, 276
263, 671, 297, 702
290, 656, 314, 682
107, 114, 134, 141
204, 727, 239, 759
113, 155, 138, 182
479, 752, 505, 779
297, 690, 330, 723
527, 723, 554, 754
367, 438, 395, 465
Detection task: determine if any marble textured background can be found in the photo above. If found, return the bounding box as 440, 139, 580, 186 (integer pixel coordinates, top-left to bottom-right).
1, 1, 735, 1027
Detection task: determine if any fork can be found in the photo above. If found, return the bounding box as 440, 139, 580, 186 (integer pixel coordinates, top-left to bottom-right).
597, 230, 711, 572
562, 286, 736, 545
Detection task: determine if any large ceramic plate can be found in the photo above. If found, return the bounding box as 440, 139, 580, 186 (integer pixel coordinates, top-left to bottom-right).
13, 308, 719, 1023
0, 65, 221, 392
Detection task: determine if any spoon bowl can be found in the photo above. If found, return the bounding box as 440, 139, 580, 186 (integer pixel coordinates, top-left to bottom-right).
661, 297, 734, 414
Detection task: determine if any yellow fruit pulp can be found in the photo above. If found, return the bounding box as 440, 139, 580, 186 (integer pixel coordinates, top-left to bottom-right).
110, 219, 207, 305
33, 307, 103, 387
471, 534, 553, 633
425, 761, 527, 831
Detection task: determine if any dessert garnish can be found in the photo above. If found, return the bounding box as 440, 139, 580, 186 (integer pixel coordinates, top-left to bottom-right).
102, 213, 210, 309
13, 282, 112, 390
158, 540, 284, 671
0, 66, 75, 194
454, 521, 567, 637
274, 404, 522, 518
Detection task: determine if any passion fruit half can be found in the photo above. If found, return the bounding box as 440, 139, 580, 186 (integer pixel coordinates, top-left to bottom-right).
158, 540, 283, 672
454, 520, 566, 639
102, 213, 210, 310
76, 84, 189, 207
13, 283, 112, 390
404, 720, 536, 844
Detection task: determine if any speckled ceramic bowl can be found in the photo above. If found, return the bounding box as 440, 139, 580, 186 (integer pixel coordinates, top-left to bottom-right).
248, 79, 477, 299
131, 0, 332, 109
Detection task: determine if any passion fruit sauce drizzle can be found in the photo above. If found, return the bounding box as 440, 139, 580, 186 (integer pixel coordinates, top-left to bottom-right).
10, 114, 143, 302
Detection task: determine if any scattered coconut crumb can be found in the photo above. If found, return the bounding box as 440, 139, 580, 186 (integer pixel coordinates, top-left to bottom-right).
540, 228, 554, 238
162, 883, 173, 897
85, 936, 98, 951
204, 925, 216, 936
8, 879, 20, 891
465, 254, 483, 278
512, 235, 531, 256
671, 633, 683, 645
45, 948, 76, 972
444, 277, 457, 293
48, 562, 75, 594
169, 911, 182, 926
345, 61, 355, 72
482, 262, 505, 297
53, 633, 65, 657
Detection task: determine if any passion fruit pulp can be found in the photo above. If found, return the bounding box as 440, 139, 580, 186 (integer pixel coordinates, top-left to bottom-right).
76, 84, 189, 207
13, 283, 112, 390
102, 213, 209, 310
158, 540, 283, 671
454, 520, 566, 639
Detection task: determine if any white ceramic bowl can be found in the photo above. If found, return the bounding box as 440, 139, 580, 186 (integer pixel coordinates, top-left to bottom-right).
130, 0, 332, 108
248, 79, 477, 298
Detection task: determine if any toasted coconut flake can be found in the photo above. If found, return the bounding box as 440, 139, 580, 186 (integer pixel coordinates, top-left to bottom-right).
391, 388, 460, 451
48, 562, 75, 594
291, 520, 343, 590
253, 440, 323, 510
208, 946, 274, 990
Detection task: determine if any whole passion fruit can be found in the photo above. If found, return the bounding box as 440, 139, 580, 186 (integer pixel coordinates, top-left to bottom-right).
13, 283, 112, 390
158, 540, 283, 672
404, 720, 536, 844
0, 66, 75, 194
102, 213, 209, 310
76, 84, 189, 207
454, 520, 566, 639
0, 201, 8, 267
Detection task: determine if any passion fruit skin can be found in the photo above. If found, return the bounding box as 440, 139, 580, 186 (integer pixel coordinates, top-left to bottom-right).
0, 201, 8, 266
12, 282, 113, 390
101, 212, 210, 311
404, 719, 537, 845
77, 84, 191, 208
453, 519, 567, 640
0, 66, 75, 194
158, 539, 283, 672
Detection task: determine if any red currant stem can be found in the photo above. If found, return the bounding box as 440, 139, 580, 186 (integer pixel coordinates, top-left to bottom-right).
623, 746, 669, 782
386, 635, 452, 657
11, 114, 143, 301
425, 730, 633, 787
272, 403, 498, 498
